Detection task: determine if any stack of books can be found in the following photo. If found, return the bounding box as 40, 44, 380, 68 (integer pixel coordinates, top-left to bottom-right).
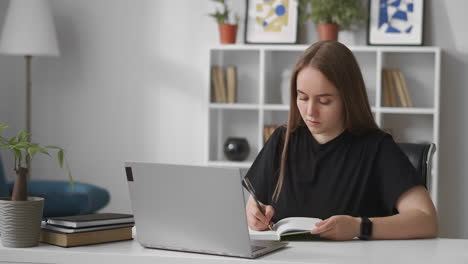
211, 65, 237, 103
382, 69, 413, 107
40, 213, 134, 247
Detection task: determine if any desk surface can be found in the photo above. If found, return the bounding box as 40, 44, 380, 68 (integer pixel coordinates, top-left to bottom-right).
1, 234, 467, 264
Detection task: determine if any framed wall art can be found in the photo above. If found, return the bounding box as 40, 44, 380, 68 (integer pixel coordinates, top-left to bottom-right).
367, 0, 424, 46
244, 0, 298, 44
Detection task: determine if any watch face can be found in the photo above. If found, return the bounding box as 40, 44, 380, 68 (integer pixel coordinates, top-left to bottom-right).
359, 217, 372, 240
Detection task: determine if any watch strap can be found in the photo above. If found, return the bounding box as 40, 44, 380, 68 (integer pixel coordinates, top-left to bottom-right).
359, 216, 372, 240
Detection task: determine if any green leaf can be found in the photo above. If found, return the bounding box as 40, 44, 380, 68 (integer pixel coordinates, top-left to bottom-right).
8, 136, 18, 145
67, 165, 74, 191
27, 147, 38, 160
0, 124, 8, 132
12, 142, 31, 149
37, 147, 50, 156
45, 145, 61, 149
17, 130, 30, 143
57, 150, 64, 168
13, 148, 22, 167
298, 0, 365, 28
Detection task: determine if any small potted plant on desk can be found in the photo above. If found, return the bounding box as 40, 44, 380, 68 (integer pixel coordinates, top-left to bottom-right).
299, 0, 366, 41
209, 0, 239, 44
0, 124, 73, 248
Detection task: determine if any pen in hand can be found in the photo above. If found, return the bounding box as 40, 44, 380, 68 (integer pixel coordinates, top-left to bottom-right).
242, 177, 273, 231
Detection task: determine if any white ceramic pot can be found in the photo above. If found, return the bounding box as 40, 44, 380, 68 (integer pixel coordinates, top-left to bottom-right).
0, 197, 44, 247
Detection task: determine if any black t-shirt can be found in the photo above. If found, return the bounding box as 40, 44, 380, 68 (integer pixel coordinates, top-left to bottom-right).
245, 125, 423, 223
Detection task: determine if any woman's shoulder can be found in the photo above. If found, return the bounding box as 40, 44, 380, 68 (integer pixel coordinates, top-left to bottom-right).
266, 124, 307, 146
348, 129, 393, 147
265, 125, 286, 145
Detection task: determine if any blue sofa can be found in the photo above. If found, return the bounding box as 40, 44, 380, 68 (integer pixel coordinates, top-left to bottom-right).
0, 154, 110, 217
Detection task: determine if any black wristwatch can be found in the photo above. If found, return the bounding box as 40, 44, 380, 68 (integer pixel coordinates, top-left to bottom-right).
358, 217, 373, 240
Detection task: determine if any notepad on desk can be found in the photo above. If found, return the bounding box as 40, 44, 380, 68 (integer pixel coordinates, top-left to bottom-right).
45, 213, 134, 228
41, 221, 135, 234
249, 217, 322, 241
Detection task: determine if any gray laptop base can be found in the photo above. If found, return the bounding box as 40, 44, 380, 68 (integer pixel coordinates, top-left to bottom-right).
125, 162, 287, 258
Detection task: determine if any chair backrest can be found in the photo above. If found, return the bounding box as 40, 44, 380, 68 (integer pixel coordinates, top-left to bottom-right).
397, 143, 436, 186
0, 154, 9, 197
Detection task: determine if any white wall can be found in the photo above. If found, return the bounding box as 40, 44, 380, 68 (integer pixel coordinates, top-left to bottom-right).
424, 0, 468, 238
0, 0, 467, 238
0, 0, 221, 213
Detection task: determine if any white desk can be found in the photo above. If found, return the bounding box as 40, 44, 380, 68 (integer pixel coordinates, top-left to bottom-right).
1, 236, 467, 264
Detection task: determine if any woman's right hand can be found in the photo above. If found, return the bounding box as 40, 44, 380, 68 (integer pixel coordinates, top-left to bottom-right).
246, 196, 275, 231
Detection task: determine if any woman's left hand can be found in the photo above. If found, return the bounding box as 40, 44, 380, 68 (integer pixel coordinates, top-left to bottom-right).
310, 215, 361, 241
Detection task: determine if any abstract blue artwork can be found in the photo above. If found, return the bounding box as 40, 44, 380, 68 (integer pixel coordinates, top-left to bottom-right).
378, 0, 414, 34
368, 0, 424, 45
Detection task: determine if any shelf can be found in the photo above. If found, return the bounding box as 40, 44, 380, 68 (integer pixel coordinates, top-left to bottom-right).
207, 160, 252, 169
207, 45, 440, 207
379, 107, 435, 114
210, 44, 440, 53
209, 103, 260, 110
263, 104, 289, 111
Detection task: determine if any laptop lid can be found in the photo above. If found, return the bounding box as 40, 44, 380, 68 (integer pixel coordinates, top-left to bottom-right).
125, 162, 265, 258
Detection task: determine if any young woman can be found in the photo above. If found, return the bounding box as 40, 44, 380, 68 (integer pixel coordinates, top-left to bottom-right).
245, 41, 437, 241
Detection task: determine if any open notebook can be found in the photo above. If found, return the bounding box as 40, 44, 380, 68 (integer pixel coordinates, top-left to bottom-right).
249, 217, 322, 241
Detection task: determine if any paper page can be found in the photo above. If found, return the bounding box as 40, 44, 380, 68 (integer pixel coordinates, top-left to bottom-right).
275, 217, 322, 235
248, 227, 280, 241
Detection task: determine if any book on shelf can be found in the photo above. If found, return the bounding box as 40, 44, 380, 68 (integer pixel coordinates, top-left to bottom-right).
216, 66, 227, 103
395, 70, 413, 107
211, 66, 239, 103
382, 69, 396, 106
40, 226, 133, 247
382, 69, 412, 107
249, 217, 322, 241
391, 69, 408, 107
41, 221, 134, 234
211, 66, 225, 103
226, 66, 237, 103
45, 213, 134, 228
211, 67, 219, 102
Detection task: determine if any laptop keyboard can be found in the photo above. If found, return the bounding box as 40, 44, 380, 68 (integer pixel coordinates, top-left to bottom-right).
251, 245, 267, 252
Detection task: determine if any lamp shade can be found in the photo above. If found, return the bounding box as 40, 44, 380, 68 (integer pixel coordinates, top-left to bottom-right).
0, 0, 60, 56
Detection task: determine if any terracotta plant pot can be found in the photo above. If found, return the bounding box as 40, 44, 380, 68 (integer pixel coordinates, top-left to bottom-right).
218, 24, 238, 44
316, 23, 339, 41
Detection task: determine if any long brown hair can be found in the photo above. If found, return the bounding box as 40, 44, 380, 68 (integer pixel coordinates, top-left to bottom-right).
272, 40, 380, 202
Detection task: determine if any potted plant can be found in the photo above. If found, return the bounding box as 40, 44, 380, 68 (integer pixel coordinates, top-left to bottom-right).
209, 0, 239, 44
0, 124, 73, 248
299, 0, 366, 41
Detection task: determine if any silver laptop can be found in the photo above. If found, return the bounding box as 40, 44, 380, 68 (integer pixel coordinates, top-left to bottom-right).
125, 162, 287, 258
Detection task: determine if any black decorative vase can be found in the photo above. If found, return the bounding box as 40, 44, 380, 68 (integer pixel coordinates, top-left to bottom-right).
223, 137, 250, 161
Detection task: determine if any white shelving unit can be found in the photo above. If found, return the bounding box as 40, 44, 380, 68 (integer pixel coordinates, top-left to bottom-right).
206, 45, 441, 206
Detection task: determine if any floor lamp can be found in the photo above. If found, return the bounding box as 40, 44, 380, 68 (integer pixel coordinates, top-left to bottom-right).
0, 0, 60, 171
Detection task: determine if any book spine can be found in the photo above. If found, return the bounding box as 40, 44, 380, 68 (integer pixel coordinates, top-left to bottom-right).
382, 70, 391, 107
397, 70, 413, 107
217, 67, 227, 103
384, 69, 397, 107
211, 67, 221, 103
226, 66, 237, 104
391, 69, 408, 107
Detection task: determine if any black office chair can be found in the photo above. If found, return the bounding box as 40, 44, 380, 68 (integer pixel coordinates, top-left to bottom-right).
397, 143, 436, 186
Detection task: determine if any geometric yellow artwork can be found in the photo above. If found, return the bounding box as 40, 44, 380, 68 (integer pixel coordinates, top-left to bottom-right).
255, 0, 289, 32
